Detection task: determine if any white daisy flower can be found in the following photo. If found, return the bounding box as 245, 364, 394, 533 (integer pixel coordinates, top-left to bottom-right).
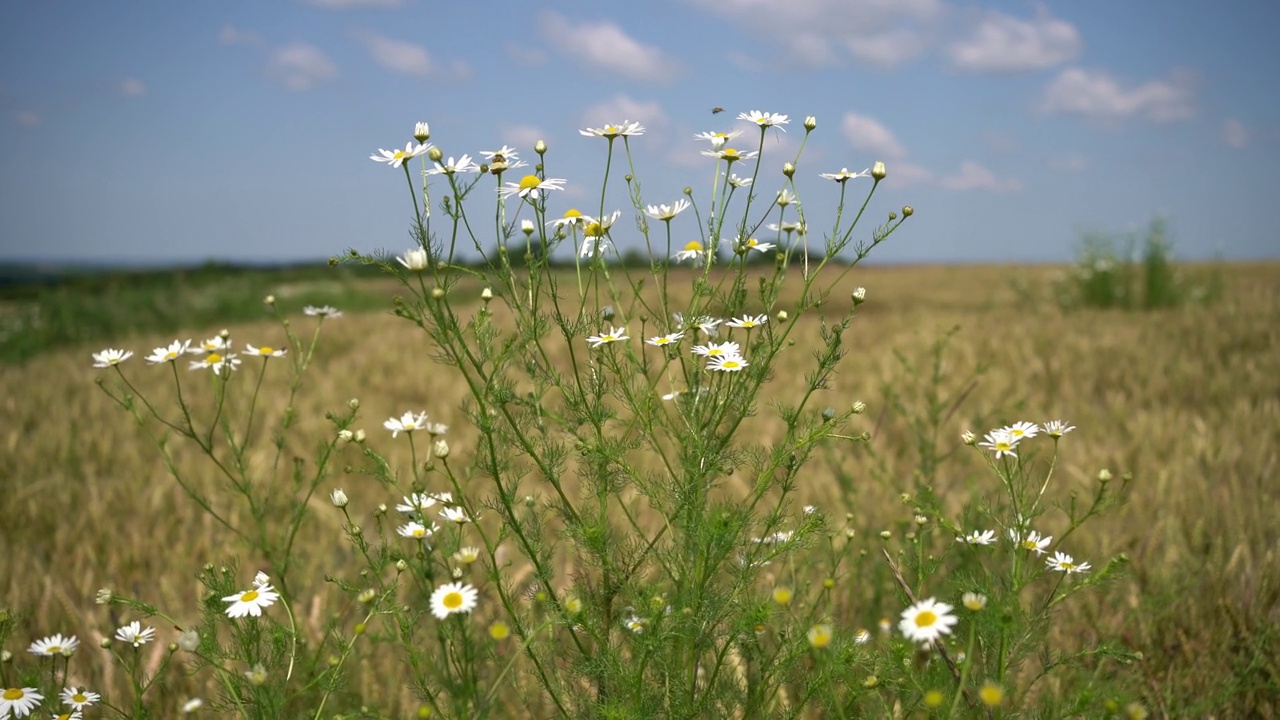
396, 492, 441, 514
480, 145, 523, 170
244, 344, 286, 358
1001, 421, 1040, 441
694, 130, 743, 150
624, 615, 647, 633
979, 429, 1019, 459
499, 175, 566, 201
189, 336, 229, 354
0, 687, 43, 718
739, 237, 776, 254
645, 199, 691, 220
414, 121, 430, 141
428, 154, 480, 176
579, 121, 645, 138
114, 621, 155, 647
28, 634, 79, 657
397, 521, 437, 540
145, 339, 191, 364
692, 341, 740, 358
700, 147, 758, 162
439, 506, 473, 524
739, 110, 789, 129
397, 247, 430, 271
182, 698, 204, 713
819, 167, 871, 183
222, 583, 280, 618
1008, 529, 1052, 554
957, 529, 997, 546
453, 546, 481, 564
549, 208, 590, 229
429, 582, 479, 620
1046, 551, 1091, 574
727, 174, 752, 188
303, 305, 343, 318
60, 687, 100, 711
579, 235, 613, 258
188, 352, 241, 375
587, 327, 629, 348
898, 598, 957, 644
727, 315, 767, 329
693, 317, 722, 335
646, 332, 684, 347
92, 348, 133, 367
775, 189, 796, 206
1042, 419, 1076, 437
707, 355, 749, 372
673, 240, 709, 265
370, 141, 431, 168
384, 411, 429, 438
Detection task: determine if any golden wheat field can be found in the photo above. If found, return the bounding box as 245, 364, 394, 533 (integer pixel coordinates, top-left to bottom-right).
2, 262, 1277, 717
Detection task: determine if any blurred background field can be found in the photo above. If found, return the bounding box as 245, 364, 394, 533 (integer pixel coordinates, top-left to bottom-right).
1, 260, 1277, 716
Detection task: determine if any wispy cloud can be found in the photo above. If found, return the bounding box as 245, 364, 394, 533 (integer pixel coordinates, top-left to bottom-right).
938, 161, 1021, 192
841, 112, 908, 160
537, 12, 680, 83
499, 124, 547, 154
1041, 68, 1196, 124
355, 31, 470, 79
267, 43, 338, 92
580, 95, 669, 133
218, 25, 263, 46
15, 111, 41, 128
120, 78, 148, 97
1222, 118, 1249, 149
948, 7, 1080, 73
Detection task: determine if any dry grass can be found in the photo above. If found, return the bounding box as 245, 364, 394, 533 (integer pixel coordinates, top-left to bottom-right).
2, 262, 1277, 716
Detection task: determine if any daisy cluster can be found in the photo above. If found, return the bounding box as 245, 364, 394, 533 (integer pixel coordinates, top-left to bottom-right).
955, 527, 1093, 574
391, 488, 481, 619
587, 312, 768, 375
975, 419, 1075, 459
91, 317, 326, 376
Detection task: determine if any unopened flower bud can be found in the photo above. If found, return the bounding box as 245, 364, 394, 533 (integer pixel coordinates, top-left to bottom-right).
427, 146, 443, 162
0, 650, 10, 663
330, 489, 348, 508
96, 588, 114, 605
245, 664, 268, 686
1098, 468, 1112, 483
962, 430, 976, 445
902, 205, 913, 217
99, 637, 112, 648
264, 294, 276, 305
167, 642, 179, 652
414, 122, 430, 142
431, 287, 446, 299
433, 439, 450, 459
776, 310, 788, 321
851, 287, 866, 305
337, 429, 354, 442
178, 629, 199, 651
871, 161, 886, 181
879, 530, 892, 540
915, 515, 928, 526
822, 407, 835, 422
535, 140, 547, 155
348, 398, 359, 410
395, 559, 408, 572
358, 588, 377, 603
804, 116, 817, 131
481, 287, 493, 301
852, 401, 866, 414
782, 162, 796, 178
521, 220, 535, 236
354, 429, 366, 443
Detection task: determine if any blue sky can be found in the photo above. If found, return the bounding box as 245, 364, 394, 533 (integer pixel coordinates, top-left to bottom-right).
1, 0, 1277, 265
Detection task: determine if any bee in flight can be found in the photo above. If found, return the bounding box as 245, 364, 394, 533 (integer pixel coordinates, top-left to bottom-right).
711, 107, 724, 114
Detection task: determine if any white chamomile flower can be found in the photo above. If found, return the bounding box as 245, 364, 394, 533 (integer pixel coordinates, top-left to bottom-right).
707, 355, 749, 372
428, 154, 480, 175
397, 492, 441, 514
694, 317, 722, 335
727, 174, 752, 188
727, 314, 767, 329
92, 348, 133, 367
1042, 419, 1075, 437
303, 305, 342, 318
692, 341, 740, 358
701, 147, 758, 162
739, 237, 775, 254
182, 698, 204, 713
587, 327, 629, 348
898, 598, 957, 644
625, 615, 647, 633
28, 634, 79, 657
499, 175, 566, 201
0, 686, 43, 717
579, 121, 645, 138
1001, 421, 1040, 440
819, 167, 871, 183
694, 129, 743, 150
115, 621, 155, 647
673, 240, 708, 264
429, 582, 479, 620
453, 546, 481, 564
397, 247, 430, 271
61, 687, 100, 710
384, 411, 429, 437
244, 344, 286, 358
645, 199, 690, 220
957, 529, 997, 546
145, 339, 191, 364
189, 352, 241, 375
397, 521, 436, 540
479, 145, 526, 173
439, 506, 473, 524
738, 110, 789, 129
775, 189, 796, 206
646, 332, 684, 347
189, 336, 228, 354
979, 429, 1019, 458
370, 141, 431, 168
222, 583, 280, 618
1046, 551, 1091, 574
1008, 529, 1052, 554
549, 208, 589, 229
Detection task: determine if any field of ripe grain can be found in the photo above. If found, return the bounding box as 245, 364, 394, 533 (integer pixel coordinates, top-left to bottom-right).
2, 262, 1276, 716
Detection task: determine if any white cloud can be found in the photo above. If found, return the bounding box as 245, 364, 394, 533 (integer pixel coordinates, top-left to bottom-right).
938, 161, 1021, 192
682, 0, 943, 69
357, 31, 435, 77
537, 11, 680, 83
16, 111, 41, 128
500, 124, 546, 154
120, 78, 148, 97
580, 95, 670, 133
840, 112, 907, 160
300, 0, 400, 7
1222, 118, 1249, 149
948, 7, 1080, 72
218, 25, 263, 46
883, 161, 934, 189
1041, 67, 1195, 124
267, 43, 337, 92
1048, 152, 1089, 173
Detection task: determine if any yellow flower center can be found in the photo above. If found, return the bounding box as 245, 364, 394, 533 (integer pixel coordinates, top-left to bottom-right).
604, 125, 618, 135
73, 693, 87, 703
47, 645, 62, 653
747, 238, 760, 247
489, 622, 510, 640
258, 347, 274, 355
755, 117, 768, 125
241, 590, 259, 603
979, 683, 1004, 706
584, 222, 604, 237
3, 688, 24, 700
413, 527, 425, 537
706, 348, 723, 356
722, 359, 741, 368
914, 610, 937, 627
683, 240, 703, 252
206, 353, 223, 364
517, 175, 542, 190
563, 208, 582, 219
443, 591, 464, 610
924, 690, 945, 707
722, 148, 740, 158
772, 587, 792, 605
